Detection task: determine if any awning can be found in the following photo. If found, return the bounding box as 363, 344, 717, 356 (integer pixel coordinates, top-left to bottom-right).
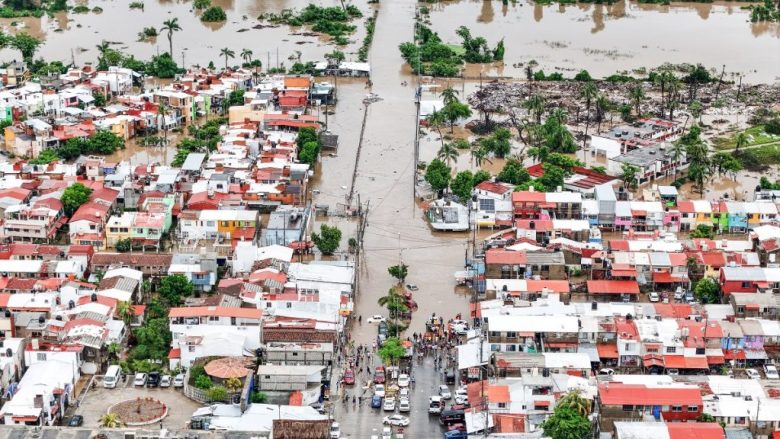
643, 354, 664, 368
11, 416, 39, 422
745, 348, 768, 360
664, 355, 709, 369
611, 269, 637, 278
545, 342, 577, 348
597, 344, 619, 359
706, 355, 725, 365
754, 281, 770, 288
534, 400, 550, 407
724, 349, 746, 360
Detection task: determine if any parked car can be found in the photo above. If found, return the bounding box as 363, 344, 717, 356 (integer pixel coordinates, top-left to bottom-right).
382, 414, 410, 426
147, 372, 160, 387
173, 373, 185, 388
674, 288, 684, 300
685, 292, 695, 303
399, 387, 410, 399
406, 284, 419, 291
133, 372, 147, 386
399, 398, 411, 412
455, 386, 468, 397
746, 368, 761, 379
374, 384, 385, 397
330, 422, 341, 439
649, 292, 660, 302
429, 395, 443, 414
371, 395, 383, 408
381, 427, 392, 439
454, 394, 468, 405
398, 373, 410, 387
764, 364, 779, 379
374, 366, 386, 384
448, 423, 467, 432
439, 384, 452, 399
383, 396, 397, 411
598, 368, 615, 376
343, 369, 355, 385
367, 315, 386, 324
444, 431, 468, 439
67, 415, 84, 427
160, 375, 172, 388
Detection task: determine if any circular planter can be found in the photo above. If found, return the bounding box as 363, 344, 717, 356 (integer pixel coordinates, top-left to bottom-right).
107, 398, 168, 426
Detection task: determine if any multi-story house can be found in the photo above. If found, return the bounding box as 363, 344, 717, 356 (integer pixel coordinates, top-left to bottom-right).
485, 314, 579, 353
473, 181, 514, 228
1, 198, 67, 243
598, 382, 703, 432
178, 209, 260, 241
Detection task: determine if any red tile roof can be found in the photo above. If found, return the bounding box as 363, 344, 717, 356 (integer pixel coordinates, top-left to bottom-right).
512, 191, 546, 203
485, 249, 528, 265
168, 306, 261, 319
664, 355, 709, 369
475, 181, 512, 195
587, 280, 640, 294
598, 383, 702, 405
667, 424, 724, 439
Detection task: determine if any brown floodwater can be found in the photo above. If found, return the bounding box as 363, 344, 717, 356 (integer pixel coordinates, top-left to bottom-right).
425, 0, 780, 83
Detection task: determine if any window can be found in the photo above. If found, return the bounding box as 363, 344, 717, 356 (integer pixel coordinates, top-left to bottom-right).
671, 406, 683, 412
209, 316, 219, 321
666, 346, 677, 354
507, 332, 517, 339
622, 405, 634, 412
742, 281, 751, 288
687, 405, 698, 412
36, 353, 47, 361
498, 402, 507, 409
695, 348, 705, 355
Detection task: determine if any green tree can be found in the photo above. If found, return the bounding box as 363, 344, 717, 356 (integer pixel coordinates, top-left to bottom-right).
424, 158, 451, 193
620, 163, 640, 189
574, 70, 592, 81
201, 6, 227, 22
193, 0, 211, 9
61, 183, 92, 216
497, 160, 530, 185
93, 92, 107, 107
224, 377, 243, 392
473, 170, 491, 185
436, 142, 459, 167
131, 317, 171, 360
555, 390, 592, 417
378, 337, 407, 365
581, 81, 598, 143
440, 86, 459, 106
29, 149, 59, 165
470, 145, 492, 168
115, 238, 132, 252
481, 127, 512, 158
220, 47, 235, 70
10, 33, 41, 61
387, 264, 409, 284
194, 374, 213, 389
158, 273, 194, 306
524, 94, 546, 125
95, 40, 111, 70
312, 224, 342, 255
450, 170, 474, 201
734, 131, 748, 154
689, 100, 704, 124
240, 48, 253, 65
712, 152, 742, 179
377, 288, 408, 318
207, 385, 228, 402
694, 277, 720, 304
541, 392, 591, 439
441, 101, 472, 133
690, 224, 715, 239
680, 125, 711, 196
160, 18, 181, 58
116, 301, 135, 326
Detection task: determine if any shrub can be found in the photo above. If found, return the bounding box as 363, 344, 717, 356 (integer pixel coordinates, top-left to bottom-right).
201, 6, 227, 22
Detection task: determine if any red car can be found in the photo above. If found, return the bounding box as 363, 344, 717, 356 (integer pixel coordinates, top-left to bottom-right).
448, 423, 466, 432
343, 369, 355, 385
374, 366, 386, 384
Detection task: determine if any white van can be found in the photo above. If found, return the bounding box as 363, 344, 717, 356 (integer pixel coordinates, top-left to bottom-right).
103, 365, 122, 388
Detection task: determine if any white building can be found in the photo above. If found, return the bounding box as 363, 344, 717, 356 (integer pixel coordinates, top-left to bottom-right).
1, 357, 78, 426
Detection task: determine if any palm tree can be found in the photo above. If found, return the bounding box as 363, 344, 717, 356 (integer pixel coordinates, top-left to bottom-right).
670, 140, 686, 178
240, 48, 253, 66
666, 77, 682, 119
161, 18, 181, 58
427, 108, 447, 149
116, 301, 135, 327
157, 103, 169, 144
99, 413, 122, 428
440, 86, 459, 105
557, 390, 591, 417
377, 288, 408, 319
654, 70, 674, 116
629, 83, 646, 117
580, 82, 598, 146
96, 40, 110, 67
471, 146, 492, 168
524, 94, 546, 125
549, 108, 568, 125
437, 142, 459, 167
220, 47, 235, 70
734, 131, 748, 154
594, 94, 611, 133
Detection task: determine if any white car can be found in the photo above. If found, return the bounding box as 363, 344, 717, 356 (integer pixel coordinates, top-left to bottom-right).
159, 375, 172, 388
383, 396, 396, 411
397, 373, 410, 387
439, 384, 452, 399
455, 386, 468, 397
173, 373, 185, 388
374, 384, 385, 397
382, 414, 410, 426
133, 372, 147, 386
764, 364, 779, 379
381, 427, 392, 439
330, 422, 340, 439
455, 394, 469, 405
649, 292, 660, 302
406, 284, 419, 291
367, 315, 386, 324
598, 368, 615, 376
398, 398, 411, 412
399, 387, 410, 399
746, 368, 761, 379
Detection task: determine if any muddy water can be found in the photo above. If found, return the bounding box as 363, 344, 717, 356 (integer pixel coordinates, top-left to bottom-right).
425, 0, 780, 83
0, 0, 368, 69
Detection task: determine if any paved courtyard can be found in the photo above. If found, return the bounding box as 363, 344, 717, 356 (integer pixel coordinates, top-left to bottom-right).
72, 376, 202, 429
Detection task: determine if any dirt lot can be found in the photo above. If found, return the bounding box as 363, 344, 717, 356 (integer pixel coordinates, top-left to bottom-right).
73, 376, 202, 429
